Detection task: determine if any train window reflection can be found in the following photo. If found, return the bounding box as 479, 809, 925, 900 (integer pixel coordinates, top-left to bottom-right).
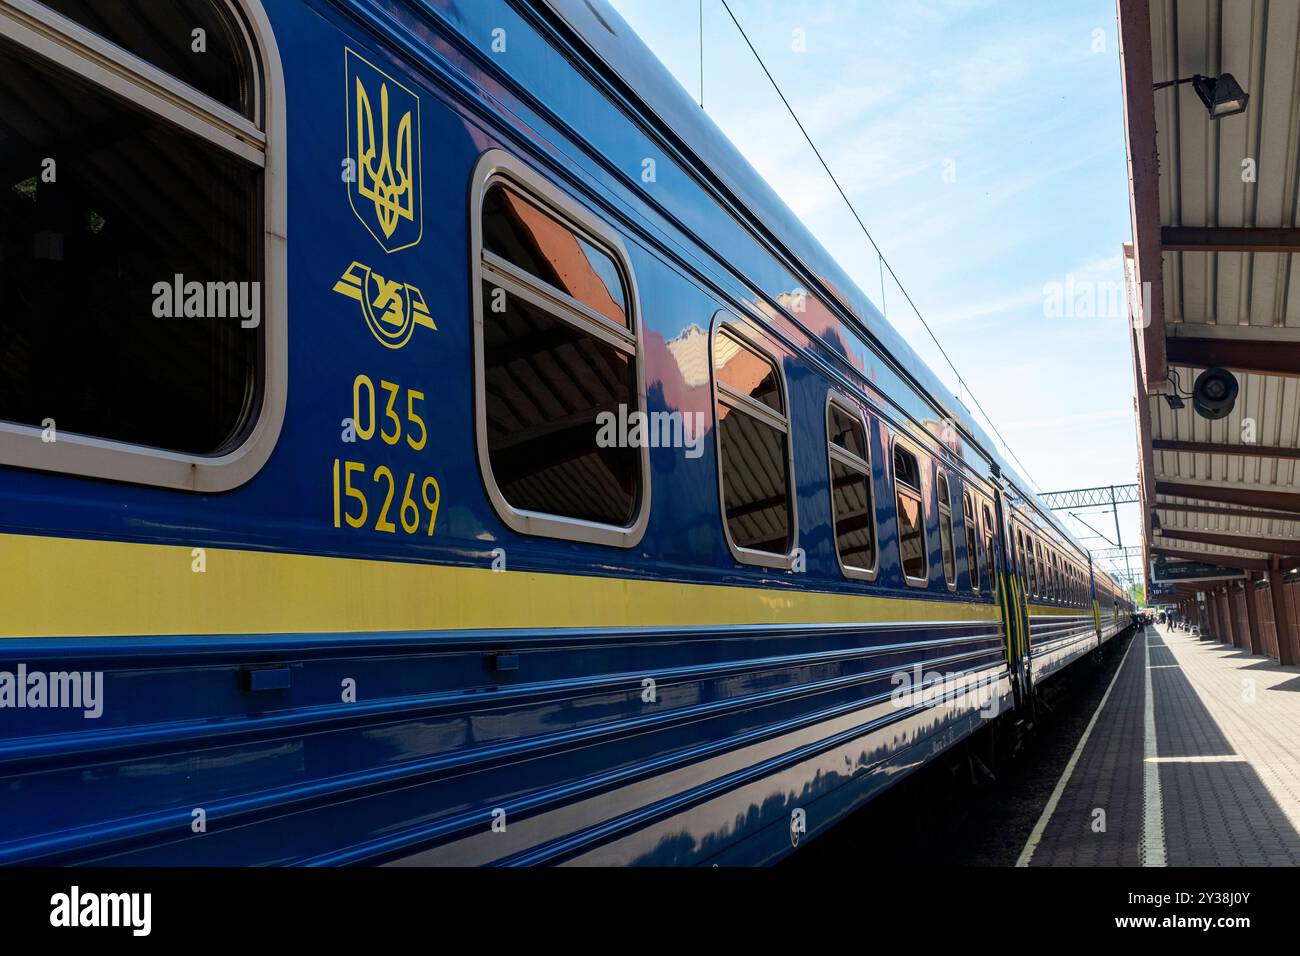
1017, 530, 1029, 593
714, 332, 783, 413
1028, 537, 1038, 597
715, 330, 792, 562
828, 403, 867, 459
0, 35, 260, 455
982, 503, 997, 593
482, 184, 628, 329
38, 0, 258, 120
475, 163, 646, 544
894, 443, 927, 583
480, 285, 639, 526
828, 400, 875, 577
964, 492, 980, 592
937, 472, 956, 588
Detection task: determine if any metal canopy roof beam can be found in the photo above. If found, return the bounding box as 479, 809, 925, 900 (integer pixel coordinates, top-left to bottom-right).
1161, 226, 1300, 252
1117, 0, 1166, 389
1150, 545, 1270, 571
1154, 500, 1300, 521
1155, 481, 1300, 512
1167, 323, 1300, 342
1152, 439, 1300, 460
1165, 337, 1300, 376
1159, 528, 1300, 557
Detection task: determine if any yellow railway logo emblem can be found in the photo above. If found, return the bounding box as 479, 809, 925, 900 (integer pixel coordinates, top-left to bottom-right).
333, 261, 436, 349
345, 48, 422, 253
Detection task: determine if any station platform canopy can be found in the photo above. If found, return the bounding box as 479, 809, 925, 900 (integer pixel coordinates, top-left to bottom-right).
1119, 0, 1300, 662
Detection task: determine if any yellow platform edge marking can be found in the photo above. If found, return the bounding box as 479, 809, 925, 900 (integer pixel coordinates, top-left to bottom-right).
0, 533, 1002, 638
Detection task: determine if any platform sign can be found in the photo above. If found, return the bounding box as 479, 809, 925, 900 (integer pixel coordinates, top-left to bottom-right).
1148, 582, 1177, 598
1150, 556, 1246, 584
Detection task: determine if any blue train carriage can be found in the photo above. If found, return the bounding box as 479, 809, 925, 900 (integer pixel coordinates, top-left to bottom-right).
1000, 485, 1104, 684
0, 0, 1100, 866
1099, 570, 1134, 642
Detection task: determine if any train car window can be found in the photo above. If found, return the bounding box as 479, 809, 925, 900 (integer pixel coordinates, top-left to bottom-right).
37, 0, 258, 120
0, 0, 283, 491
1020, 529, 1031, 596
1014, 528, 1026, 586
964, 491, 980, 592
714, 326, 794, 566
893, 443, 928, 585
827, 399, 876, 579
981, 502, 997, 593
1013, 530, 1024, 590
935, 471, 956, 588
1033, 540, 1044, 599
474, 157, 648, 546
1050, 552, 1059, 601
482, 185, 629, 329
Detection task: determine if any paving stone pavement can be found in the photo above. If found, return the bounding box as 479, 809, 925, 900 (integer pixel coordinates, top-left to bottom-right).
1156, 625, 1300, 866
1026, 624, 1300, 867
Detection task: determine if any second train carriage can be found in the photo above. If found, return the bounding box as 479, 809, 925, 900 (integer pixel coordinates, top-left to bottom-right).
0, 0, 1134, 865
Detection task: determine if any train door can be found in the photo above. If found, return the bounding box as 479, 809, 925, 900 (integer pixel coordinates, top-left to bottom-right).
1087, 556, 1102, 640
1010, 521, 1033, 689
989, 487, 1030, 708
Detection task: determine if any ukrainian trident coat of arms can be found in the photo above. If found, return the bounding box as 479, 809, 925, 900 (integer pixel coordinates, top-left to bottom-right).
345, 48, 422, 253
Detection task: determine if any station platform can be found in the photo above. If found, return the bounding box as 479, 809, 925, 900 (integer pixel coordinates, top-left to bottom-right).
1019, 623, 1300, 866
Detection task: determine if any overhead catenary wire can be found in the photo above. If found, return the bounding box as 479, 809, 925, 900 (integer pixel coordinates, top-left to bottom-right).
714, 0, 1043, 493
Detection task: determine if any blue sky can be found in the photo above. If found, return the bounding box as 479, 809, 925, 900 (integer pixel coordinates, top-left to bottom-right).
608, 0, 1143, 580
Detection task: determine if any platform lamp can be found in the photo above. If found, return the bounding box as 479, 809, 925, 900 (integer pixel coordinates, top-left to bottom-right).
1153, 73, 1249, 119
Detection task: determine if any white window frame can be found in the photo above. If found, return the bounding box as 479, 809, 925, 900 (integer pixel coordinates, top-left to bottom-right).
469, 148, 650, 548
826, 393, 877, 582
964, 490, 981, 593
935, 468, 957, 591
0, 0, 286, 492
710, 314, 797, 570
891, 436, 929, 588
981, 500, 998, 595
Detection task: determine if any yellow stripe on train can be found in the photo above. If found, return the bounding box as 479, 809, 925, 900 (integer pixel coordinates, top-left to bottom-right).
0, 533, 1002, 638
